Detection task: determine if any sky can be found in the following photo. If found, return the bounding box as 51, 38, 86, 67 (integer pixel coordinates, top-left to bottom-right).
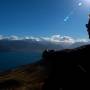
0, 0, 90, 39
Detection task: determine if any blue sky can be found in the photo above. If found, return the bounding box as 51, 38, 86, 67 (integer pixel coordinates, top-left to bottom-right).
0, 0, 90, 38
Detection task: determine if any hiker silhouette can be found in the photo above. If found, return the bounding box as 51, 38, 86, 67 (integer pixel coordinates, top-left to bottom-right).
86, 14, 90, 39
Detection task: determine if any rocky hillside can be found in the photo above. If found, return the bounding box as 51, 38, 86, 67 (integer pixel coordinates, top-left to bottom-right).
0, 44, 89, 90
0, 61, 48, 90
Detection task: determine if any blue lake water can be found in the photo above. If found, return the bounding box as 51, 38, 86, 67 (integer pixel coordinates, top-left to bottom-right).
0, 52, 42, 72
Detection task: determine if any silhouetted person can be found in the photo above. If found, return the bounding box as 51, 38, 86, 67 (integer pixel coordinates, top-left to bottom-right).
86, 14, 90, 39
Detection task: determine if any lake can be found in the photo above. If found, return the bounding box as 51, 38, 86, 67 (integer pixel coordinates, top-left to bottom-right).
0, 52, 42, 72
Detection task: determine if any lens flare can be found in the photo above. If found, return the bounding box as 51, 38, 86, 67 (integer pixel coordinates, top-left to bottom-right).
64, 0, 90, 22
78, 2, 83, 7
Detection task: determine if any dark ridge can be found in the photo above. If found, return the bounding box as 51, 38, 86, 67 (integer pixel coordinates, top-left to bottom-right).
42, 45, 89, 90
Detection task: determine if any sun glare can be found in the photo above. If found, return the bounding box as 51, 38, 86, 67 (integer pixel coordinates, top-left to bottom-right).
84, 0, 90, 6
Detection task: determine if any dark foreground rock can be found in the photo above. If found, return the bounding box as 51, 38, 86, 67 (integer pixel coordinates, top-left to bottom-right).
42, 45, 89, 90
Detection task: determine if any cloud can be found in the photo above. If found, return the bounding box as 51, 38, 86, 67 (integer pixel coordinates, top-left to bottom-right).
0, 34, 89, 44
40, 35, 74, 43
0, 35, 2, 40
50, 35, 75, 43
0, 35, 20, 40
9, 35, 20, 40
0, 35, 90, 52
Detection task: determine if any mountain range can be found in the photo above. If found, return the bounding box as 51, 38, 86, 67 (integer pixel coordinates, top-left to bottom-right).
0, 39, 89, 52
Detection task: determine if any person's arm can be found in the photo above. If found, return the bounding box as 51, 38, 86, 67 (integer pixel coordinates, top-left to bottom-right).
86, 18, 90, 28
86, 24, 88, 28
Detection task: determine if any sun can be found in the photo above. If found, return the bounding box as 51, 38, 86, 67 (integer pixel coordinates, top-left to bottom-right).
83, 0, 90, 6
85, 0, 90, 3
